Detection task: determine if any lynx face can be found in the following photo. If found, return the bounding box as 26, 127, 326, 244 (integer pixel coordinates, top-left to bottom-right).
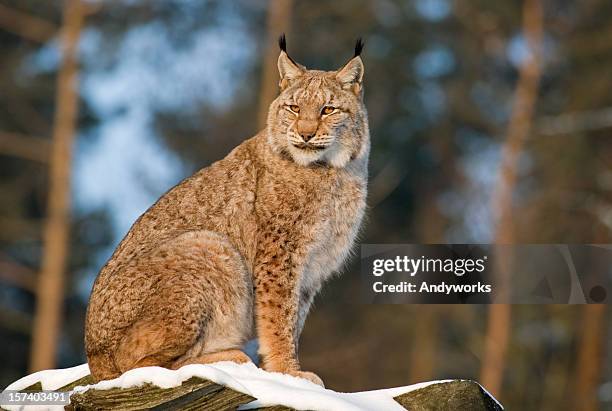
267, 39, 369, 168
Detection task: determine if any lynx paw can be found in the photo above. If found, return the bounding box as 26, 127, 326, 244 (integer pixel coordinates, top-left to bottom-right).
288, 370, 325, 387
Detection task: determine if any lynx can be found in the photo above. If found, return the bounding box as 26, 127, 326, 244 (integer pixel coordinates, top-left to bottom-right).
85, 36, 369, 387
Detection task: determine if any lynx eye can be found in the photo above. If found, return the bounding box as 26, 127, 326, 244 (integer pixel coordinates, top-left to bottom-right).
321, 106, 335, 115
288, 105, 300, 113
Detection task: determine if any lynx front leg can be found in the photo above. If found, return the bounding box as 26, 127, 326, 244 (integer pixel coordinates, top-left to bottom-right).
254, 227, 324, 387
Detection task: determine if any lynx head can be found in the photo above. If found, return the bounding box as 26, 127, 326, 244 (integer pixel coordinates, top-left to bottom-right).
266, 35, 369, 168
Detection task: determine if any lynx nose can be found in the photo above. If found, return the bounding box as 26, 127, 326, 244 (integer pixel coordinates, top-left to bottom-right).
297, 119, 318, 142
300, 131, 315, 142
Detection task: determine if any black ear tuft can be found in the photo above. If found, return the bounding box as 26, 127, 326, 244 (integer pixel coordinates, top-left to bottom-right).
354, 37, 364, 57
279, 33, 287, 52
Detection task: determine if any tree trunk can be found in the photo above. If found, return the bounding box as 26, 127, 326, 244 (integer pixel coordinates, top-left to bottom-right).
480, 0, 543, 398
257, 0, 293, 129
409, 306, 437, 383
29, 0, 84, 372
573, 306, 607, 410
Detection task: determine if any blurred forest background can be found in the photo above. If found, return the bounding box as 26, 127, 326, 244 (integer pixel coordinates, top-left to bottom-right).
0, 0, 611, 410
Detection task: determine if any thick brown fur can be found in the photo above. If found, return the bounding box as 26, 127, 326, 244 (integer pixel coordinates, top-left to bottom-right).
85, 39, 369, 387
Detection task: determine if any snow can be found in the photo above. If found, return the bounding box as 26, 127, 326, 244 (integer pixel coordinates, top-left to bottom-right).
3, 362, 501, 411
4, 363, 90, 392
2, 364, 90, 411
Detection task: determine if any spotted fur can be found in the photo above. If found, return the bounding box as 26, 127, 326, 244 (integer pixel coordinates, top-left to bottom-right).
85, 39, 369, 387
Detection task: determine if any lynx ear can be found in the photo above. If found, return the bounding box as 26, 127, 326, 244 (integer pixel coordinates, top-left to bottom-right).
277, 34, 304, 90
336, 38, 365, 94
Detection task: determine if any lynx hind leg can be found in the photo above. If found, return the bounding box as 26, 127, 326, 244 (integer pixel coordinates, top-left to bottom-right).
113, 230, 253, 375
88, 352, 121, 382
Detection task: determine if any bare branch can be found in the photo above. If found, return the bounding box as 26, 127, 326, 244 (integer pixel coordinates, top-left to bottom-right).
0, 254, 38, 293
537, 107, 612, 136
0, 217, 42, 240
0, 131, 50, 163
4, 94, 52, 136
0, 3, 57, 43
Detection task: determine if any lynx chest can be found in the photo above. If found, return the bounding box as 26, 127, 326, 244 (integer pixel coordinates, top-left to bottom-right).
301, 172, 367, 292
